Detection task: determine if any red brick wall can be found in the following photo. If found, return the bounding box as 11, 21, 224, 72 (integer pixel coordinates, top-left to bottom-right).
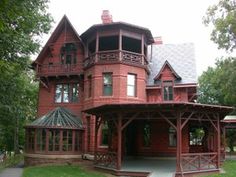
37, 78, 83, 117
83, 64, 147, 110
41, 26, 84, 68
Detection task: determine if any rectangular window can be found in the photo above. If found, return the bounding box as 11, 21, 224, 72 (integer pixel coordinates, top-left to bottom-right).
63, 84, 69, 103
143, 122, 151, 147
55, 85, 63, 103
88, 75, 92, 98
101, 121, 108, 146
103, 73, 112, 96
36, 129, 46, 151
55, 83, 79, 103
127, 74, 136, 97
49, 129, 60, 151
163, 81, 173, 101
71, 83, 79, 102
169, 126, 177, 147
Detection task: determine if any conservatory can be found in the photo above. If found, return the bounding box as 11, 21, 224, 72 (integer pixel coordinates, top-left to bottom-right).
24, 107, 84, 166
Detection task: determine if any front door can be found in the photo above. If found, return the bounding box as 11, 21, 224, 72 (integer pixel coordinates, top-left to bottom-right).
125, 122, 137, 156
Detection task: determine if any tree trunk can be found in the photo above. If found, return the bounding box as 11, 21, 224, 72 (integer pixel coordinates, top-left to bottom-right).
14, 117, 20, 154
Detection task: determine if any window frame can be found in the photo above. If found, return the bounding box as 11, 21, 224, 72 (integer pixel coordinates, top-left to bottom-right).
127, 73, 137, 97
169, 126, 177, 147
100, 121, 109, 147
55, 83, 79, 103
143, 122, 151, 148
60, 43, 77, 65
162, 80, 174, 101
103, 72, 113, 96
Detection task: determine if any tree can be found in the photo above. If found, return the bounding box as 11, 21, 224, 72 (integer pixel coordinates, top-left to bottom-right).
203, 0, 236, 51
0, 0, 53, 65
0, 60, 38, 153
0, 0, 52, 153
198, 57, 236, 108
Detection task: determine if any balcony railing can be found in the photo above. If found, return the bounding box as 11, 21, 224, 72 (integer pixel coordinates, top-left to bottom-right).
36, 63, 81, 77
84, 50, 148, 68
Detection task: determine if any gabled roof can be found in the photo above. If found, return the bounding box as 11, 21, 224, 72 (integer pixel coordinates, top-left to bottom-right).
26, 107, 84, 129
81, 21, 154, 45
154, 60, 181, 80
148, 43, 197, 85
32, 15, 83, 66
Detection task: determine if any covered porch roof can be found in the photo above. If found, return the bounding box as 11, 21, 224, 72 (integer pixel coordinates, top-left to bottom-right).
83, 102, 234, 119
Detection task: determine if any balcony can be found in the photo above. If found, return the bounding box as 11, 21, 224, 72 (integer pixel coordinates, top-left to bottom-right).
83, 50, 148, 68
36, 63, 81, 77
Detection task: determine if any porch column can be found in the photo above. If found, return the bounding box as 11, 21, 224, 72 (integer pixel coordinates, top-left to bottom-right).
117, 113, 122, 170
94, 115, 101, 163
217, 114, 221, 169
176, 112, 182, 174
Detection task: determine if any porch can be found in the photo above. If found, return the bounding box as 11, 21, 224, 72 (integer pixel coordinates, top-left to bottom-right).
84, 102, 233, 176
121, 157, 176, 177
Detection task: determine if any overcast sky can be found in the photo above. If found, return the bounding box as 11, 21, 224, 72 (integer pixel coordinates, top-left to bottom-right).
44, 0, 234, 76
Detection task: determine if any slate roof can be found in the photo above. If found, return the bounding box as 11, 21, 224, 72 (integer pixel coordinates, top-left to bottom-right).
148, 43, 197, 85
27, 107, 83, 129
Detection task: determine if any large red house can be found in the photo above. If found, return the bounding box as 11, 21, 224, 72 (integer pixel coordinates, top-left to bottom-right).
25, 11, 233, 177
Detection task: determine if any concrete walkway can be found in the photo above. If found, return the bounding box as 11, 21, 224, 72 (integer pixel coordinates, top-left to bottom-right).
0, 162, 23, 177
122, 157, 176, 177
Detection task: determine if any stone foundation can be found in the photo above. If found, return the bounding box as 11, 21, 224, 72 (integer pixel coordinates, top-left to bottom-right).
24, 153, 83, 166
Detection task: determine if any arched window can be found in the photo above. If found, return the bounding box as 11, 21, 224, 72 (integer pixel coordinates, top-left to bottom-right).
169, 126, 176, 147
60, 43, 77, 65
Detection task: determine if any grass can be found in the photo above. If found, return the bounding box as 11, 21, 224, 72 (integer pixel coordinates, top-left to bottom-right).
0, 154, 23, 172
22, 165, 107, 177
202, 160, 236, 177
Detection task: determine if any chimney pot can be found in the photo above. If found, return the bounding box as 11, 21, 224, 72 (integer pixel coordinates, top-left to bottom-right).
101, 10, 113, 24
154, 36, 163, 45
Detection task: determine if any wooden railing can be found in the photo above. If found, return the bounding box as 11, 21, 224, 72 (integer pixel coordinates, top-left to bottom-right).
181, 152, 218, 172
37, 63, 81, 77
94, 151, 117, 168
84, 50, 147, 68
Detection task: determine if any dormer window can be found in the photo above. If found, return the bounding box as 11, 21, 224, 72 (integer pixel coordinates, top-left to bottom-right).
163, 81, 173, 101
60, 43, 77, 65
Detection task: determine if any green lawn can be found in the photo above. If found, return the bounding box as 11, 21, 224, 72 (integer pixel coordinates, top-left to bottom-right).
202, 160, 236, 177
22, 165, 107, 177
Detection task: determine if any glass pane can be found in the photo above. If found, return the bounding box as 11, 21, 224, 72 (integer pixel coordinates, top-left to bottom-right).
103, 73, 112, 84
71, 84, 79, 102
101, 122, 108, 145
63, 84, 69, 103
55, 85, 62, 103
127, 85, 135, 96
127, 74, 135, 86
103, 86, 112, 96
66, 55, 71, 64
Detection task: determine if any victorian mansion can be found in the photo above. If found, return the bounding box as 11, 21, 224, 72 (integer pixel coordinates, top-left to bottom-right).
24, 11, 233, 177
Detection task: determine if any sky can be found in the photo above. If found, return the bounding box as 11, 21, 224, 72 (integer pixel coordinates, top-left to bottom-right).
44, 0, 234, 76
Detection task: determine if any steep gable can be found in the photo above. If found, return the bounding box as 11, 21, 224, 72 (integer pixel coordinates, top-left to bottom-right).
154, 60, 181, 81
32, 15, 84, 66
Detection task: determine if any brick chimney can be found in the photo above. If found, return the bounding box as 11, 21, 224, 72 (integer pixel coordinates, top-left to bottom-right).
101, 10, 113, 24
154, 36, 163, 45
